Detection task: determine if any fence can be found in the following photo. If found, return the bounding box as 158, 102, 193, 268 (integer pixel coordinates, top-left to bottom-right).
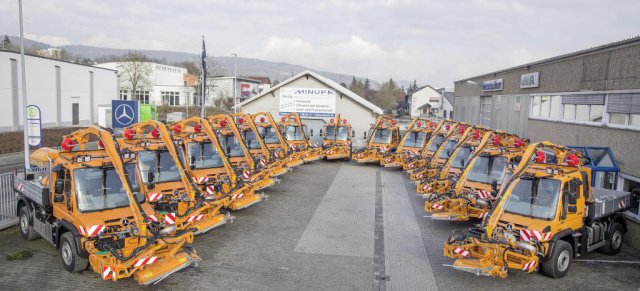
0, 173, 18, 230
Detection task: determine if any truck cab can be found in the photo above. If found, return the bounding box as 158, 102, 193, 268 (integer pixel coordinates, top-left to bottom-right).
320, 114, 354, 160
352, 116, 401, 164
380, 118, 436, 168
277, 113, 323, 163
251, 112, 303, 168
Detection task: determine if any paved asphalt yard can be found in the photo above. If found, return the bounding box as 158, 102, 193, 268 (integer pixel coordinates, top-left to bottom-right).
0, 161, 639, 290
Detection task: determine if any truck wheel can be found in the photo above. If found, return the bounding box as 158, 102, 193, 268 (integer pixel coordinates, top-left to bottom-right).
542, 240, 572, 278
60, 232, 88, 272
19, 206, 40, 241
600, 222, 624, 256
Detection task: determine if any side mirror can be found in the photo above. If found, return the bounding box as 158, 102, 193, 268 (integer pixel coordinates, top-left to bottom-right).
460, 159, 465, 168
54, 194, 64, 203
310, 129, 314, 137
352, 130, 355, 138
190, 164, 196, 170
226, 146, 231, 154
364, 131, 367, 139
54, 179, 64, 194
569, 191, 577, 204
320, 129, 323, 136
446, 149, 452, 157
491, 180, 498, 191
190, 156, 196, 165
147, 171, 155, 183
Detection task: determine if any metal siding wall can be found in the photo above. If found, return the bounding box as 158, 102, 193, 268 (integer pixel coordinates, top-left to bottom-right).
490, 95, 530, 136
452, 96, 481, 125
11, 59, 19, 130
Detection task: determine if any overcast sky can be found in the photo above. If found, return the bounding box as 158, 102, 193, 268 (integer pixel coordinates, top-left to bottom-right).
2, 0, 640, 87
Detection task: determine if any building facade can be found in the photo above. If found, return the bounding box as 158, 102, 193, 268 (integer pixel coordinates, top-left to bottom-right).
236, 70, 383, 145
206, 76, 262, 104
453, 36, 640, 248
0, 50, 118, 132
408, 86, 453, 119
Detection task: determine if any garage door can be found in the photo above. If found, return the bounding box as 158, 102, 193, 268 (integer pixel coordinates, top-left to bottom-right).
302, 118, 326, 145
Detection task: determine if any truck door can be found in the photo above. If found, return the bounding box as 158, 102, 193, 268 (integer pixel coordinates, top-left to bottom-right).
52, 167, 74, 220
561, 178, 584, 230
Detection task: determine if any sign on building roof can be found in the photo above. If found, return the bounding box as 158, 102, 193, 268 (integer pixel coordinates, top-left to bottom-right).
482, 79, 503, 91
520, 72, 540, 89
279, 87, 336, 117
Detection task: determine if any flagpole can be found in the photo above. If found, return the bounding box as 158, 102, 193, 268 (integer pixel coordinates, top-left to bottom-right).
200, 35, 206, 118
19, 0, 30, 169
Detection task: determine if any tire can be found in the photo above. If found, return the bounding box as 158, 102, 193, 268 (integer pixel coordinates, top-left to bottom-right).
60, 232, 88, 272
541, 240, 572, 278
19, 206, 40, 241
600, 222, 624, 255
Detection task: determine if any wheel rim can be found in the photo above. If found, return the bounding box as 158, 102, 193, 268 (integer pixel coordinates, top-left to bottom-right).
62, 242, 73, 265
558, 250, 570, 272
612, 230, 622, 249
20, 212, 28, 233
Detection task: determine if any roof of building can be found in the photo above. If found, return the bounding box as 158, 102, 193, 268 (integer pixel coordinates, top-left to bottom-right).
0, 50, 118, 72
235, 70, 383, 114
443, 92, 455, 105
417, 102, 432, 110
208, 76, 262, 83
456, 35, 640, 83
411, 85, 441, 96
245, 76, 271, 85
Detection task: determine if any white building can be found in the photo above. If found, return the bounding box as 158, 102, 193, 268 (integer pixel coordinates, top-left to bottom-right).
95, 62, 196, 106
408, 85, 453, 119
206, 76, 261, 103
0, 50, 118, 132
235, 70, 383, 145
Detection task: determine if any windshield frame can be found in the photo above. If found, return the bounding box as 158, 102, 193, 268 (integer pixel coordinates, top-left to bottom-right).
186, 141, 226, 169
503, 177, 562, 221
466, 155, 508, 185
371, 128, 392, 144
401, 131, 427, 148
137, 150, 182, 184
73, 163, 142, 213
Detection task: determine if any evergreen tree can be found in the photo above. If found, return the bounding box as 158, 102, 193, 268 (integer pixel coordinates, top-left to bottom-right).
2, 35, 12, 50
364, 78, 371, 90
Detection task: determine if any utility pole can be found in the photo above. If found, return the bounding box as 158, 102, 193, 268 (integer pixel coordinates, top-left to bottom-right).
232, 53, 237, 113
19, 0, 30, 169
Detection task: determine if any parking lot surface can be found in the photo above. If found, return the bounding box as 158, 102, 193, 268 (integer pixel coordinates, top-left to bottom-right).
0, 161, 638, 290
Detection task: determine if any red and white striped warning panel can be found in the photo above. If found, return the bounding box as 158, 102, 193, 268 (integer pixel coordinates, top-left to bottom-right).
432, 204, 444, 210
133, 256, 158, 267
409, 150, 419, 156
206, 186, 215, 195
147, 193, 162, 202
415, 173, 423, 178
304, 152, 310, 157
478, 212, 488, 219
192, 176, 207, 184
619, 200, 626, 209
259, 159, 266, 167
164, 213, 176, 225
476, 190, 492, 200
79, 225, 105, 237
453, 247, 470, 257
102, 266, 112, 279
522, 260, 537, 271
231, 193, 245, 200
17, 183, 24, 192
250, 177, 259, 183
187, 214, 204, 222
290, 144, 296, 150
147, 214, 158, 222
379, 145, 388, 152
327, 150, 334, 154
313, 142, 318, 147
346, 141, 351, 146
242, 170, 251, 179
274, 151, 280, 158
384, 158, 391, 163
409, 164, 415, 168
520, 229, 551, 241
422, 185, 433, 191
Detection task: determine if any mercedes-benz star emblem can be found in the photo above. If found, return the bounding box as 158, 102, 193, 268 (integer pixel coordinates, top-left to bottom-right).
115, 104, 135, 125
121, 218, 130, 227
506, 223, 513, 232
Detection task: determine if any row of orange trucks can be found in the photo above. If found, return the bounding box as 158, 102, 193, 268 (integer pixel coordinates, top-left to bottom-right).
352, 116, 638, 279
11, 112, 346, 285
11, 112, 638, 283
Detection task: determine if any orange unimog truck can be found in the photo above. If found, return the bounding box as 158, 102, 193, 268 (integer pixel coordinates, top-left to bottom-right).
444, 142, 638, 278
172, 117, 264, 211
208, 114, 276, 191
117, 120, 232, 235
251, 112, 304, 168
231, 112, 288, 178
351, 115, 401, 164
276, 112, 323, 163
379, 118, 436, 168
423, 131, 529, 221
410, 123, 472, 181
402, 120, 455, 172
320, 114, 354, 160
14, 127, 200, 285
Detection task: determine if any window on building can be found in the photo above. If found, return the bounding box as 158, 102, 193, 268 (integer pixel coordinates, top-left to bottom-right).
560, 94, 605, 123
540, 96, 550, 118
161, 91, 180, 106
120, 90, 128, 100
606, 93, 640, 128
531, 96, 541, 117
136, 91, 150, 104
480, 96, 491, 128
549, 96, 562, 119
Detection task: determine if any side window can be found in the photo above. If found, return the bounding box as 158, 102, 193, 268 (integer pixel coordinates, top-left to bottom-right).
63, 168, 71, 196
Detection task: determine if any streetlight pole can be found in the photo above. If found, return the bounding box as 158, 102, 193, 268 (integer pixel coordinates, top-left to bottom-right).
18, 0, 30, 169
232, 53, 237, 113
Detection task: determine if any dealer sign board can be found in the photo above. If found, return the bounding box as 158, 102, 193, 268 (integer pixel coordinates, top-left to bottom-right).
520, 72, 540, 88
482, 79, 503, 91
279, 87, 336, 117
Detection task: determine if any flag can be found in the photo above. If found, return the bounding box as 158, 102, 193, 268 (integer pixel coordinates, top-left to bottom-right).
200, 37, 207, 106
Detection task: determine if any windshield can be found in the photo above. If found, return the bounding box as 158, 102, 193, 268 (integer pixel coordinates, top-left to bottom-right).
438, 140, 457, 159
466, 155, 508, 185
450, 147, 472, 169
324, 125, 336, 141
220, 134, 245, 157
504, 178, 561, 220
74, 163, 142, 213
258, 126, 281, 144
137, 150, 181, 184
427, 135, 444, 151
336, 126, 349, 141
243, 130, 262, 149
187, 141, 225, 169
371, 129, 392, 144
285, 125, 305, 141
402, 131, 426, 148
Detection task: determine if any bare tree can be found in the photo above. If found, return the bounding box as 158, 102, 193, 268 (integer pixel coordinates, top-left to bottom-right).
117, 51, 154, 100
174, 56, 225, 105
372, 78, 400, 112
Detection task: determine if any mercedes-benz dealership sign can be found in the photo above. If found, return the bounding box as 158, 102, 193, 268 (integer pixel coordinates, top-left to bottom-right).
279, 87, 336, 117
112, 100, 139, 128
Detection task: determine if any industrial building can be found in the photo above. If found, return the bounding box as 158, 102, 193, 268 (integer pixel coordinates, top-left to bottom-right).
235, 70, 383, 144
0, 50, 118, 132
206, 76, 262, 103
452, 36, 640, 248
